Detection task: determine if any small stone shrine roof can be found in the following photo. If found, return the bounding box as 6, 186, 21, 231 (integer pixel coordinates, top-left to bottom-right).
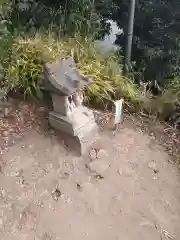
43, 57, 93, 95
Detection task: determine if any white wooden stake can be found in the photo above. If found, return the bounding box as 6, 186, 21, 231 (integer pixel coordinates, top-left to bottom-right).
113, 98, 124, 134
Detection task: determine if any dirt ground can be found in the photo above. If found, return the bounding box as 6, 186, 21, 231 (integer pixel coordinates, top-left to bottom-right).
0, 109, 180, 239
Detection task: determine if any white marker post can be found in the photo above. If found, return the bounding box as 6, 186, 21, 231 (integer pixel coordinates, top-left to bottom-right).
113, 98, 124, 134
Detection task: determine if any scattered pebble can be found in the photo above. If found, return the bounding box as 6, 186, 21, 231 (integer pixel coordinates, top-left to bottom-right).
117, 169, 123, 176
148, 161, 159, 174
0, 189, 5, 199
86, 160, 109, 177
43, 232, 54, 240
19, 177, 26, 187
15, 168, 23, 177
52, 188, 62, 201
95, 174, 104, 180
76, 183, 82, 191
60, 172, 69, 179
89, 149, 97, 160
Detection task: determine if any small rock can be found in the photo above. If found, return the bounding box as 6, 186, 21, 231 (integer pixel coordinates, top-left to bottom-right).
97, 149, 109, 159
43, 232, 54, 240
153, 175, 158, 180
91, 139, 110, 157
86, 160, 109, 177
0, 189, 5, 199
76, 183, 82, 191
153, 169, 159, 174
117, 169, 123, 176
19, 177, 26, 187
148, 161, 159, 174
15, 168, 23, 177
95, 174, 104, 180
52, 188, 61, 201
60, 172, 69, 179
89, 149, 97, 160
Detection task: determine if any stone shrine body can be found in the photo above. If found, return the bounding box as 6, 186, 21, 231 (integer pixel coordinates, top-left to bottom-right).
43, 57, 98, 155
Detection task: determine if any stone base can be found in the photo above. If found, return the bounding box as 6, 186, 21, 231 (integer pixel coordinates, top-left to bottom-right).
48, 110, 99, 155
57, 127, 98, 156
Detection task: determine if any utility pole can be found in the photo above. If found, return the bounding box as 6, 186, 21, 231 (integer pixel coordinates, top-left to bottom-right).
124, 0, 136, 76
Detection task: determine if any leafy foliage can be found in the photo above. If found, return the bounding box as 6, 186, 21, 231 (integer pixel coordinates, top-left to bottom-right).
3, 35, 143, 106
4, 0, 180, 122
4, 38, 53, 97
12, 0, 104, 37
112, 0, 180, 84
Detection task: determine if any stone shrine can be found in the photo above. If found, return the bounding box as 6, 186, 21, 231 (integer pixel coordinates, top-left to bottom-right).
43, 57, 98, 155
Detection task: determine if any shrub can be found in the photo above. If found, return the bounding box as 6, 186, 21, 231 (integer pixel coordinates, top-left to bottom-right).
150, 77, 180, 119
3, 35, 144, 107
4, 37, 55, 98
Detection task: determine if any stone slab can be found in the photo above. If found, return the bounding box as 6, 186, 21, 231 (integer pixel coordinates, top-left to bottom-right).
48, 111, 99, 155
49, 112, 77, 136
48, 106, 96, 136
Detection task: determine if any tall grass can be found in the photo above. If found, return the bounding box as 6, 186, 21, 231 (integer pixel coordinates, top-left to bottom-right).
150, 77, 180, 119
0, 0, 145, 109
3, 34, 144, 107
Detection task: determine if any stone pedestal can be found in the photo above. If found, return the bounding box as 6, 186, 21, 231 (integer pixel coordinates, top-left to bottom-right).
49, 107, 98, 155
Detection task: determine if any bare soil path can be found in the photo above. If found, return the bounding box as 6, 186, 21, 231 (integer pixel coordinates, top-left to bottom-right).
0, 108, 180, 240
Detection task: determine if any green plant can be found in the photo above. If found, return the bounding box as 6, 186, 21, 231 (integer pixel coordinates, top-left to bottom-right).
4, 37, 55, 98
52, 37, 143, 106
3, 34, 144, 108
147, 77, 180, 119
10, 0, 103, 38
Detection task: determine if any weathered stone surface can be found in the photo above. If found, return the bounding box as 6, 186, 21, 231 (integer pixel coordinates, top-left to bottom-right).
49, 115, 98, 155
43, 57, 98, 155
49, 105, 96, 135
43, 58, 92, 95
51, 94, 69, 115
